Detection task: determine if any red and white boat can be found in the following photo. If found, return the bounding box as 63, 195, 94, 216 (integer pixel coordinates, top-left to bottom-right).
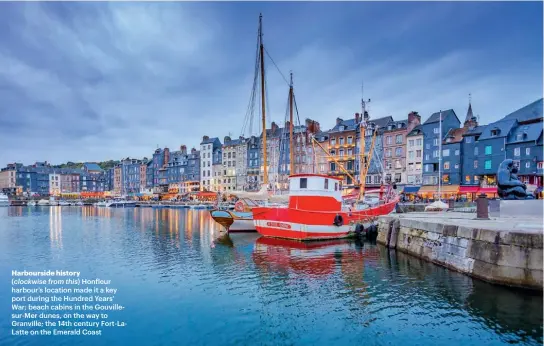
252, 174, 398, 241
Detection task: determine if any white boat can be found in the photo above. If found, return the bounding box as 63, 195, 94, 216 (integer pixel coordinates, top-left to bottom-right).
76, 201, 84, 206
49, 200, 59, 206
58, 200, 70, 206
106, 200, 137, 208
27, 200, 37, 206
94, 200, 108, 207
37, 199, 49, 206
0, 193, 9, 206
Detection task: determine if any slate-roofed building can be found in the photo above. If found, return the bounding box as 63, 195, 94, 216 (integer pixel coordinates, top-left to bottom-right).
246, 136, 261, 191
327, 116, 359, 186
83, 163, 103, 174
406, 125, 424, 186
358, 114, 394, 188
200, 136, 222, 191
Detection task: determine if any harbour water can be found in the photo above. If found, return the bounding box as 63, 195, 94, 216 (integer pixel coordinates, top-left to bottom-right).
0, 206, 542, 346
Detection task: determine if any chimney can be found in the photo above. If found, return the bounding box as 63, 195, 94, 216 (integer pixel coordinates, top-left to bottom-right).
407, 111, 421, 132
336, 117, 343, 125
180, 145, 187, 154
355, 113, 360, 124
202, 135, 209, 142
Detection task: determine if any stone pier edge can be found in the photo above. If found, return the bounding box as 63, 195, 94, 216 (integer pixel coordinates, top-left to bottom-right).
376, 215, 543, 291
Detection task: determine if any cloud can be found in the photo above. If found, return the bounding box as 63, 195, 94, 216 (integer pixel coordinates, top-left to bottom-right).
0, 2, 542, 167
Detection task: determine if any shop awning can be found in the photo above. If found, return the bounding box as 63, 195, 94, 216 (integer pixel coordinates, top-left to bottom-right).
403, 186, 421, 193
196, 192, 217, 198
418, 185, 460, 194
479, 187, 497, 194
459, 186, 479, 193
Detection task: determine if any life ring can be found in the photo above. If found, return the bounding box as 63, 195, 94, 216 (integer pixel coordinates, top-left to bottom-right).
234, 200, 245, 212
333, 214, 344, 227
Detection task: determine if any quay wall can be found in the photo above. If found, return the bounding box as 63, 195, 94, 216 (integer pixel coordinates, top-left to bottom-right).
376, 215, 543, 290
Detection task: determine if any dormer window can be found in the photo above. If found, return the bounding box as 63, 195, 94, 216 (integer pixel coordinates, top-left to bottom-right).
339, 126, 345, 131
516, 133, 523, 141
491, 129, 500, 137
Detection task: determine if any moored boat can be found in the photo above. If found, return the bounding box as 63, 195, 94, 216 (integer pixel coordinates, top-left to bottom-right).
0, 193, 9, 206
27, 200, 37, 206
252, 174, 398, 241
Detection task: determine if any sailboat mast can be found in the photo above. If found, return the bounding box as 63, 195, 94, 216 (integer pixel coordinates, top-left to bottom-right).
259, 14, 268, 186
289, 72, 294, 176
359, 83, 367, 199
438, 110, 442, 201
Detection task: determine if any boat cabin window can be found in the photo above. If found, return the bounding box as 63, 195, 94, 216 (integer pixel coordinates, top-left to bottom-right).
300, 178, 307, 189
335, 182, 338, 191
324, 179, 329, 189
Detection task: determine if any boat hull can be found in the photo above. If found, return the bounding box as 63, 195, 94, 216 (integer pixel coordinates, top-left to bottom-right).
252, 198, 398, 241
209, 210, 255, 232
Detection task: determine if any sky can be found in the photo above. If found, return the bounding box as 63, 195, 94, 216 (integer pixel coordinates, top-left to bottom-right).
0, 1, 542, 167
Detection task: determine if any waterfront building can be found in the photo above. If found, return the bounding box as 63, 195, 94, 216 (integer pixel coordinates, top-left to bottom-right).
421, 109, 461, 198
327, 116, 358, 186
222, 136, 247, 191
49, 173, 61, 196
166, 146, 187, 194
139, 163, 147, 193
358, 114, 393, 188
382, 112, 421, 186
16, 167, 37, 195
145, 161, 153, 190
406, 126, 424, 185
502, 98, 543, 186
0, 163, 19, 194
263, 122, 284, 189
80, 172, 105, 193
120, 158, 144, 196
82, 162, 103, 175
59, 171, 80, 194
113, 166, 122, 196
31, 162, 52, 196
200, 136, 221, 191
246, 136, 261, 191
212, 145, 223, 192
105, 168, 115, 192
314, 132, 330, 175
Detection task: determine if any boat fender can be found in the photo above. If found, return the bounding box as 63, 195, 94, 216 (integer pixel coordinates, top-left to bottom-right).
355, 224, 364, 234
333, 214, 343, 227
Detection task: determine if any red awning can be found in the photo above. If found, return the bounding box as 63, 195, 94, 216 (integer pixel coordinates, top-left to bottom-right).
479, 187, 497, 193
459, 186, 479, 193
197, 192, 217, 197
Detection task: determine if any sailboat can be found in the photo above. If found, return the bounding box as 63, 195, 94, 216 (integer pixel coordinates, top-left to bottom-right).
210, 14, 293, 232
252, 95, 399, 241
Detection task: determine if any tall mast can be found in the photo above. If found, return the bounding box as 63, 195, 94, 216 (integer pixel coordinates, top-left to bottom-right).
438, 110, 442, 201
259, 14, 268, 185
359, 82, 369, 199
289, 71, 294, 176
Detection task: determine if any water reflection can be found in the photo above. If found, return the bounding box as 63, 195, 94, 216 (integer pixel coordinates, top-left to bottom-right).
49, 206, 63, 249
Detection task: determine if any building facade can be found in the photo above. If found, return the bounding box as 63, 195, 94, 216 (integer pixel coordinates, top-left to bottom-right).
0, 164, 18, 194
49, 173, 61, 196
200, 136, 221, 191
406, 126, 423, 185
358, 115, 394, 187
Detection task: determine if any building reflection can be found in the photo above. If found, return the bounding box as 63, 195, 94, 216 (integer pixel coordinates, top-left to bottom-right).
49, 206, 63, 249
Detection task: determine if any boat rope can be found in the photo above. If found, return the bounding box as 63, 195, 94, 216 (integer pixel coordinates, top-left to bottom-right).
264, 47, 290, 87
240, 22, 262, 138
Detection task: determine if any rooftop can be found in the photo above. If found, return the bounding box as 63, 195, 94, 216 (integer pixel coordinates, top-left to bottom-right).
500, 98, 543, 123
423, 109, 460, 125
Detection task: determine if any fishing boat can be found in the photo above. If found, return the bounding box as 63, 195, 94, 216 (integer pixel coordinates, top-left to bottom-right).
252, 174, 398, 240
27, 200, 37, 206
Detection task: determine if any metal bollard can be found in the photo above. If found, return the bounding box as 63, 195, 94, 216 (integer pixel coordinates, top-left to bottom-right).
475, 193, 490, 220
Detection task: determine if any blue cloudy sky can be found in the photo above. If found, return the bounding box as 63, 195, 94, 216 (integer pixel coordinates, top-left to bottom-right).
0, 1, 542, 167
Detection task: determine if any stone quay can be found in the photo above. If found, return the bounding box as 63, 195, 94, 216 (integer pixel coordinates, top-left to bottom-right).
376, 211, 543, 290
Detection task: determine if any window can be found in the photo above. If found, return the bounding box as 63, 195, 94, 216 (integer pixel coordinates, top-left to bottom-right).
538, 162, 543, 170
396, 135, 403, 144
330, 138, 336, 146
526, 148, 530, 155
339, 126, 345, 131
485, 160, 492, 170
474, 176, 479, 182
330, 150, 336, 156
330, 163, 336, 171
395, 173, 401, 183
455, 149, 459, 156
465, 175, 471, 183
347, 136, 353, 144
526, 161, 531, 168
474, 147, 478, 155
386, 149, 392, 157
424, 165, 429, 172
433, 127, 439, 134
409, 151, 414, 159
409, 140, 414, 147
395, 148, 402, 156
386, 136, 392, 145
433, 150, 439, 158
425, 154, 429, 161
324, 179, 329, 189
433, 138, 438, 146
395, 160, 401, 169
335, 182, 338, 191
426, 143, 430, 149
485, 146, 492, 155
386, 161, 392, 170
444, 162, 450, 170
339, 137, 344, 145
347, 148, 353, 156
366, 176, 372, 184
416, 150, 422, 158
466, 137, 472, 143
339, 149, 344, 157
416, 163, 421, 171
443, 149, 450, 157
443, 174, 449, 183
514, 147, 520, 156
474, 160, 478, 168
416, 139, 422, 146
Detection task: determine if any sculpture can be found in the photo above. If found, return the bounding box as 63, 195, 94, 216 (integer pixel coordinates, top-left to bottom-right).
497, 159, 534, 200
